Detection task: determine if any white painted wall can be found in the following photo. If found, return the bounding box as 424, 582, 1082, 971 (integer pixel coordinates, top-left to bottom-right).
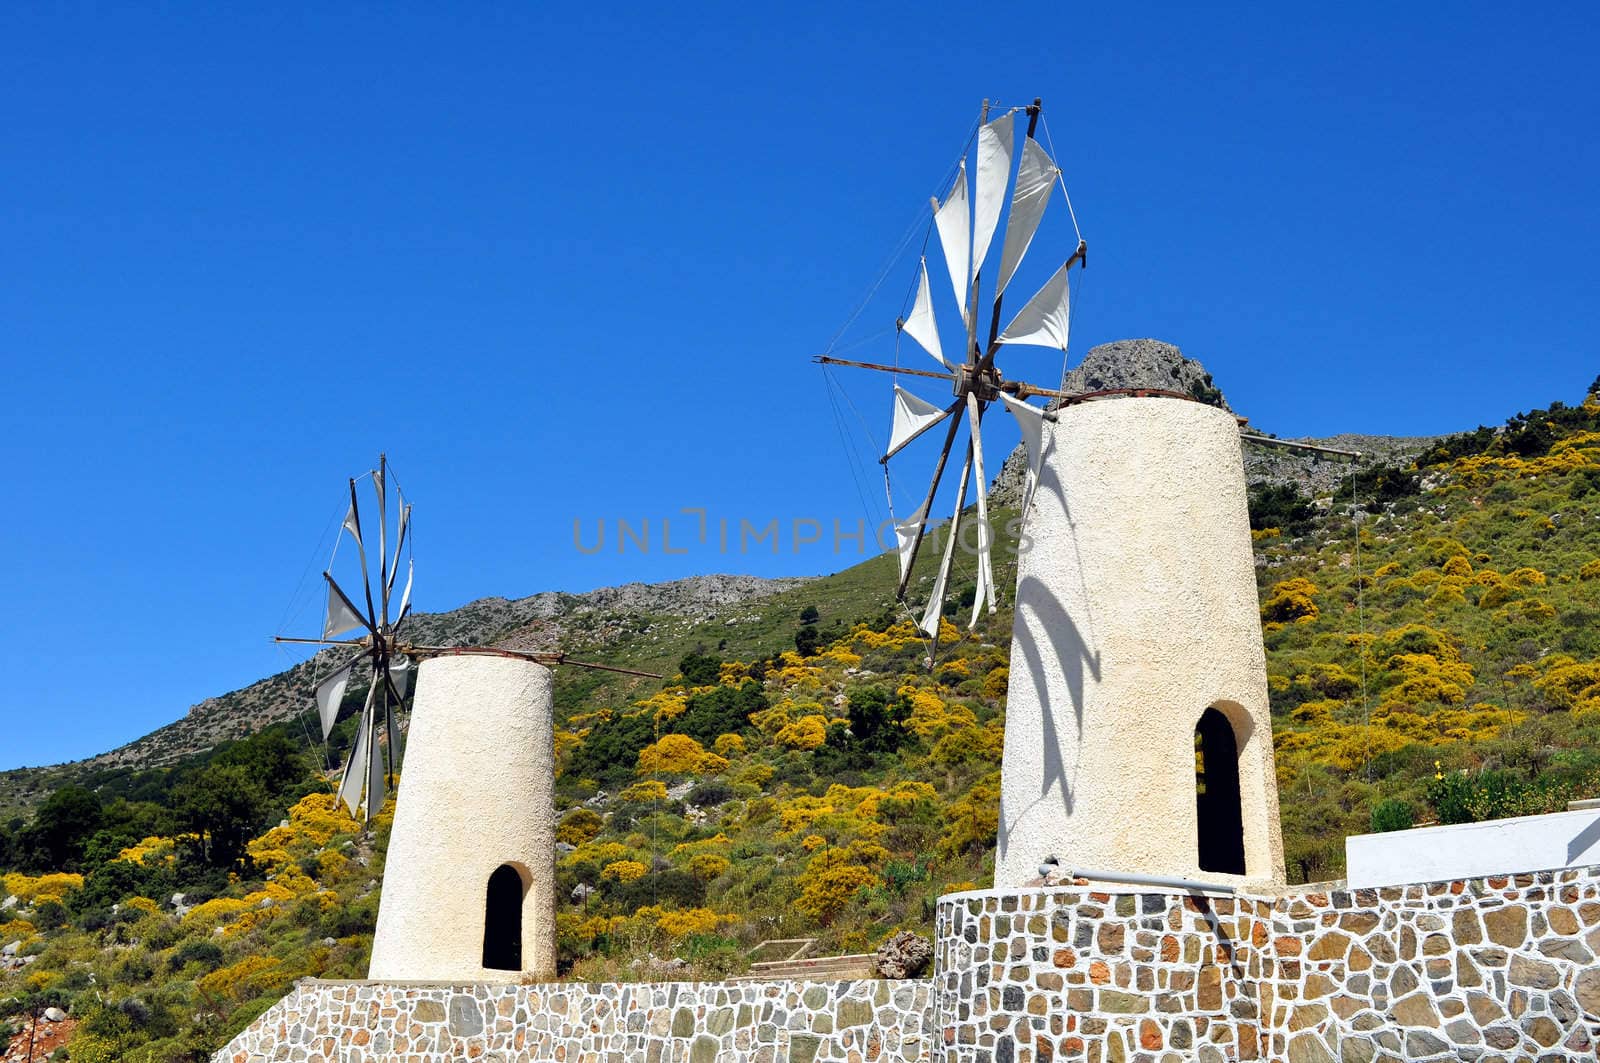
368, 653, 557, 982
1346, 809, 1600, 888
995, 397, 1286, 889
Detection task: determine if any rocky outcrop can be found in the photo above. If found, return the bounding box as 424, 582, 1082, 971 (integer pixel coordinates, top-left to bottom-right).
1056, 338, 1230, 409
990, 339, 1448, 507
875, 929, 934, 979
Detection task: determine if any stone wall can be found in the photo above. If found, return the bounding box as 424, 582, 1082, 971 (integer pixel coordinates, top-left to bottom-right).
220, 865, 1600, 1062
932, 865, 1600, 1062
218, 976, 932, 1062
932, 885, 1272, 1061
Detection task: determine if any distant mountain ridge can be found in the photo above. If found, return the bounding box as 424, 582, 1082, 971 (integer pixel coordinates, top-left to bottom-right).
0, 574, 807, 811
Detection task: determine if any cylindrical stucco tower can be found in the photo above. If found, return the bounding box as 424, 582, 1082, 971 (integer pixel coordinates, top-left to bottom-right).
369, 653, 558, 982
995, 396, 1285, 888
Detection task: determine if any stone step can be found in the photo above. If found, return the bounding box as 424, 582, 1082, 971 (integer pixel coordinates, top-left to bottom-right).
736, 954, 878, 981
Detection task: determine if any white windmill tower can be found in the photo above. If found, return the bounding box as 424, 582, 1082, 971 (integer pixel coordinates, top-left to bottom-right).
276, 455, 659, 981
822, 101, 1362, 892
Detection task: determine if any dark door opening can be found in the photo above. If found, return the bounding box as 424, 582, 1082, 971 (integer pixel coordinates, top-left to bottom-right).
1195, 708, 1246, 875
482, 864, 524, 971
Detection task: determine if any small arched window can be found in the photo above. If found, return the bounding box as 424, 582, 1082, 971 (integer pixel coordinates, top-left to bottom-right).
482, 864, 525, 971
1194, 708, 1246, 875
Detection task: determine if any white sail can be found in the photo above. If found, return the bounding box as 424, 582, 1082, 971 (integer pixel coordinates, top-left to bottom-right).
965, 394, 995, 628
932, 159, 971, 319
397, 558, 414, 618
902, 259, 949, 369
323, 580, 366, 639
887, 387, 954, 461
972, 113, 1014, 282
894, 504, 927, 583
998, 261, 1072, 350
390, 656, 412, 701
341, 502, 362, 545
919, 445, 973, 639
995, 138, 1058, 299
387, 505, 411, 593
367, 713, 387, 817
337, 688, 376, 816
315, 660, 355, 740
998, 392, 1049, 516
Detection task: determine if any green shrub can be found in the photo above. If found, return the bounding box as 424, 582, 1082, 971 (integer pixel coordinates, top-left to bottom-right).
1368, 799, 1414, 833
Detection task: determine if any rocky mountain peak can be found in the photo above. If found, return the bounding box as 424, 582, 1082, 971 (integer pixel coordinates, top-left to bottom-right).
1057, 339, 1229, 410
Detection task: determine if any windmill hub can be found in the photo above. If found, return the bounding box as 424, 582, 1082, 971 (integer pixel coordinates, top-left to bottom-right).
956, 363, 1003, 403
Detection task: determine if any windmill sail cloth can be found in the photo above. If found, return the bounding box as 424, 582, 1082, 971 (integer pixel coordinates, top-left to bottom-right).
315, 661, 355, 739
341, 503, 362, 545
995, 138, 1058, 299
971, 113, 1014, 282
965, 395, 996, 629
886, 387, 954, 461
367, 711, 386, 817
933, 159, 970, 320
390, 656, 412, 701
998, 391, 1049, 515
902, 259, 949, 369
337, 688, 376, 816
919, 446, 973, 639
323, 580, 366, 639
998, 261, 1072, 350
893, 504, 928, 583
387, 505, 411, 593
397, 558, 414, 619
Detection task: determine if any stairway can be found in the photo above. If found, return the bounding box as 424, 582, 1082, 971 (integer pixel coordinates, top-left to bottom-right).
733, 953, 879, 982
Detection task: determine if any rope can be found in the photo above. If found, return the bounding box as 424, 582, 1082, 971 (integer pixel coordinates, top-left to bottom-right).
824, 118, 979, 357
821, 367, 882, 537
1039, 115, 1084, 245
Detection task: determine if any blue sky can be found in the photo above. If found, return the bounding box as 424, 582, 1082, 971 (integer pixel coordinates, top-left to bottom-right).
2, 2, 1597, 769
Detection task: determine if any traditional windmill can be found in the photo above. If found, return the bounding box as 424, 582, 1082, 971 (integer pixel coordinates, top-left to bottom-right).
822, 101, 1362, 890
276, 455, 658, 982
817, 98, 1084, 638
275, 454, 657, 821
819, 99, 1356, 641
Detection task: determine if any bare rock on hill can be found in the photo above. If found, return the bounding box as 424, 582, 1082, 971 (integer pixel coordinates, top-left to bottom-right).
1057, 339, 1230, 410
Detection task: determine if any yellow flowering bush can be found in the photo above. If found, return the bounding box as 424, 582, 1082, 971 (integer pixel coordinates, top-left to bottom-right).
1, 872, 83, 904
1261, 577, 1320, 623
619, 780, 668, 802
1535, 660, 1600, 716
115, 836, 176, 866
196, 954, 284, 1004
638, 690, 688, 723
686, 853, 730, 880
712, 732, 746, 756
636, 734, 729, 776
634, 905, 738, 938
601, 860, 648, 883
775, 714, 829, 750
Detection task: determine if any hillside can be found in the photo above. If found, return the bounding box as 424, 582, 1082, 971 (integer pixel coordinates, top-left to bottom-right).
3, 363, 1600, 1062
0, 575, 809, 816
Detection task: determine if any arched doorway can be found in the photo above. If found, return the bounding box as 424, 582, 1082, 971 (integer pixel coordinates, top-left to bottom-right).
482, 864, 525, 971
1194, 708, 1246, 875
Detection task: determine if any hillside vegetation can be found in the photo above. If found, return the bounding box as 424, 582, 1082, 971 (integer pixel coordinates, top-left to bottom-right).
4, 381, 1600, 1062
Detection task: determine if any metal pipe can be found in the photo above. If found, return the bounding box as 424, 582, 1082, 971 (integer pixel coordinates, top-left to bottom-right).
1064, 866, 1238, 895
